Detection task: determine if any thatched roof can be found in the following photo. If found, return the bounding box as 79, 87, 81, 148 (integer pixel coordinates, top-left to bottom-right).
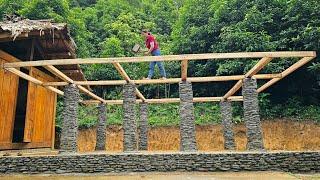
0, 14, 87, 83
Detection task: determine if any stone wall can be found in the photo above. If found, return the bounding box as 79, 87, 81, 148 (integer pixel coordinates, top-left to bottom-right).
95, 103, 107, 150
179, 81, 197, 151
139, 103, 148, 150
60, 84, 80, 152
242, 78, 264, 150
123, 83, 138, 152
0, 151, 319, 174
220, 101, 236, 150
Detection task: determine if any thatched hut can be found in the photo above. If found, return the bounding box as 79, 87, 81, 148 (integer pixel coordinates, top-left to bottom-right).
0, 15, 86, 150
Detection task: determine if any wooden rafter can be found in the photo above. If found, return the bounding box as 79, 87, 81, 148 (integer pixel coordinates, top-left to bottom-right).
45, 65, 106, 103
223, 57, 274, 99
4, 51, 316, 68
257, 56, 315, 93
112, 62, 146, 101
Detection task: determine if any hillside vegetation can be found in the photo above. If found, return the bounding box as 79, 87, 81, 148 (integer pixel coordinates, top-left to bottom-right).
1, 0, 319, 128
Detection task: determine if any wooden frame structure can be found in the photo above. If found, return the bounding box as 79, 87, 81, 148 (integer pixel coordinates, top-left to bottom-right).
2, 51, 317, 105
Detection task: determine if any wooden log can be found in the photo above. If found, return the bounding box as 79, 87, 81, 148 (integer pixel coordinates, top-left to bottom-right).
257, 56, 315, 93
4, 51, 316, 68
5, 67, 64, 95
181, 59, 188, 81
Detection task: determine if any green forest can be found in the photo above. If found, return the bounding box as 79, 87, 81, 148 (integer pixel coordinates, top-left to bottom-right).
1, 0, 319, 128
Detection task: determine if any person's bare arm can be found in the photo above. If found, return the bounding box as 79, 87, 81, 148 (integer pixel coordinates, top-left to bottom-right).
145, 41, 155, 55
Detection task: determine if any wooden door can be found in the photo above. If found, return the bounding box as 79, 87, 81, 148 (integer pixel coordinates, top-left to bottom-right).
0, 59, 19, 144
24, 67, 57, 147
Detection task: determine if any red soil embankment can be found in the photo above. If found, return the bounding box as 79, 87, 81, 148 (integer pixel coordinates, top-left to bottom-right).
76, 120, 320, 152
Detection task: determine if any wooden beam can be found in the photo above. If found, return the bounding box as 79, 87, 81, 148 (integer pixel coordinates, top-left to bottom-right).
82, 96, 243, 105
5, 67, 64, 95
181, 59, 188, 81
223, 80, 243, 100
44, 65, 74, 83
257, 56, 315, 93
42, 74, 282, 86
112, 62, 146, 101
245, 57, 273, 77
77, 85, 106, 104
4, 51, 316, 68
223, 57, 274, 99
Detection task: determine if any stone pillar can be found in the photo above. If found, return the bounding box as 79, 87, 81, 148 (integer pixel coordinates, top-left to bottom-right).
242, 78, 264, 150
220, 101, 236, 150
123, 83, 138, 152
138, 103, 148, 150
60, 84, 80, 153
95, 103, 107, 151
179, 81, 197, 151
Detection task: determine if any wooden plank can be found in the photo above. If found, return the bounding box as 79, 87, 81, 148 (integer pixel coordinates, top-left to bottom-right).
5, 68, 64, 95
0, 59, 19, 143
77, 85, 106, 103
245, 57, 273, 77
51, 92, 57, 149
42, 74, 282, 86
181, 59, 188, 81
257, 56, 315, 93
4, 51, 317, 68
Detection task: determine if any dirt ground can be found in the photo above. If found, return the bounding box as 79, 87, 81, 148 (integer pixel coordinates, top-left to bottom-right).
1, 172, 319, 180
76, 120, 320, 152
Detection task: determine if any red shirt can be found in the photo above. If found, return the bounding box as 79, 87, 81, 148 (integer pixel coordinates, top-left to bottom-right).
145, 35, 159, 51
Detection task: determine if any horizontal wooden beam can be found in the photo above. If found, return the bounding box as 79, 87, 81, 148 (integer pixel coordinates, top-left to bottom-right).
82, 96, 243, 105
4, 51, 316, 68
5, 67, 64, 95
42, 74, 282, 86
257, 56, 315, 93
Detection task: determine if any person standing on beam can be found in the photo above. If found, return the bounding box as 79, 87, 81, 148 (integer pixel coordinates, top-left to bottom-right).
141, 29, 166, 80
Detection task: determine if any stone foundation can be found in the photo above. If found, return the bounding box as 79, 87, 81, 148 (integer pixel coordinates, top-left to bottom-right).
220, 101, 236, 150
139, 103, 148, 150
60, 84, 80, 153
242, 78, 264, 150
0, 151, 319, 174
95, 103, 107, 151
123, 83, 138, 152
179, 81, 197, 151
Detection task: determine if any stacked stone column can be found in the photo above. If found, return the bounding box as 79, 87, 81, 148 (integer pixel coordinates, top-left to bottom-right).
95, 103, 107, 151
220, 100, 236, 150
242, 78, 264, 150
179, 81, 197, 151
138, 103, 148, 150
60, 84, 80, 153
123, 83, 138, 152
